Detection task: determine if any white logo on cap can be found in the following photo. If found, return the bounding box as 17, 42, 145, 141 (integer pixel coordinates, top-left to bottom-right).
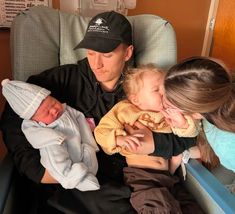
88, 18, 109, 34
95, 18, 104, 26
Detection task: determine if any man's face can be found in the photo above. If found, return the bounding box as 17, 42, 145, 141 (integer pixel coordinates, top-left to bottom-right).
87, 44, 133, 91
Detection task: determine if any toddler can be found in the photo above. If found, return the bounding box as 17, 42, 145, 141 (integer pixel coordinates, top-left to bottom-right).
94, 65, 201, 213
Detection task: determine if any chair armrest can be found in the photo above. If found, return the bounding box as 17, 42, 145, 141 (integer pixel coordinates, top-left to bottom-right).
0, 154, 14, 213
184, 159, 235, 214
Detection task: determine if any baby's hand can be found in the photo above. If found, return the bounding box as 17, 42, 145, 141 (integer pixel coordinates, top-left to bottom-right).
161, 108, 188, 128
116, 135, 142, 153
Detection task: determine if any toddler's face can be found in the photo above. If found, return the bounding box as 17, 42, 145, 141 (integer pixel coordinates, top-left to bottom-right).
31, 96, 63, 124
136, 71, 164, 111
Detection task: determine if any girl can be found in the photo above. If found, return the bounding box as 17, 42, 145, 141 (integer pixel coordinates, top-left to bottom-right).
163, 56, 235, 182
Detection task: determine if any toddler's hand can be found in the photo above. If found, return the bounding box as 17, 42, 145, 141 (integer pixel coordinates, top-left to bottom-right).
161, 108, 188, 128
124, 122, 154, 155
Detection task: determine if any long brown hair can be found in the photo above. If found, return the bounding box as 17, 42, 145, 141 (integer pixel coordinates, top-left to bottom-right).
164, 56, 235, 132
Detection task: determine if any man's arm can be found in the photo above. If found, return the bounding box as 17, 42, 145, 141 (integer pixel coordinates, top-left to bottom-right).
0, 103, 45, 183
41, 169, 58, 183
28, 64, 80, 105
124, 121, 196, 159
151, 132, 196, 159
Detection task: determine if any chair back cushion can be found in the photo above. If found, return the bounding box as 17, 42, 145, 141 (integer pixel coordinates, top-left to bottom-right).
11, 6, 177, 81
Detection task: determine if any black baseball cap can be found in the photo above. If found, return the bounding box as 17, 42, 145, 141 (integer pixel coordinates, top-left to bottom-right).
74, 11, 133, 53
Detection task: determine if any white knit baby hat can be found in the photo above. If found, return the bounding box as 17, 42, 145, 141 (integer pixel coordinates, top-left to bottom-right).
1, 79, 51, 119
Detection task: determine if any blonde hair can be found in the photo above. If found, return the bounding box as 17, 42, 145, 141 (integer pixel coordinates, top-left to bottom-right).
165, 56, 235, 132
123, 64, 164, 99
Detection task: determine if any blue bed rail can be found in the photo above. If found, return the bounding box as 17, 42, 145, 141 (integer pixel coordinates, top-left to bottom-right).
184, 159, 235, 214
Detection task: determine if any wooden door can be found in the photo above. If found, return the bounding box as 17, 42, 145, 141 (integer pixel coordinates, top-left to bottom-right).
211, 0, 235, 71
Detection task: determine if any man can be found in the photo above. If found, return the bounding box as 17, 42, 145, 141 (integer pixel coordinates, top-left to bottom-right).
0, 11, 198, 213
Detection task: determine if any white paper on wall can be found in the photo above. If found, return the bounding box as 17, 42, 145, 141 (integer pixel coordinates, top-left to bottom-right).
0, 0, 52, 28
59, 0, 136, 17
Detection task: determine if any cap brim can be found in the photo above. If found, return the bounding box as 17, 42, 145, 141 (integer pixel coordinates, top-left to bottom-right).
74, 37, 121, 53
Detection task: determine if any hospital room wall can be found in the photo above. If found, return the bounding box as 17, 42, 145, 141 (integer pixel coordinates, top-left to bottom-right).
0, 30, 11, 159
128, 0, 211, 62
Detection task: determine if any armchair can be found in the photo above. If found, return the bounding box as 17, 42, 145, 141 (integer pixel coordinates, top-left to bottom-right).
1, 5, 234, 214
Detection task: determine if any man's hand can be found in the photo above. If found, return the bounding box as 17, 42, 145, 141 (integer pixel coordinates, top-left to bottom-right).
169, 154, 182, 174
116, 135, 142, 152
41, 169, 58, 184
189, 146, 201, 159
124, 121, 154, 155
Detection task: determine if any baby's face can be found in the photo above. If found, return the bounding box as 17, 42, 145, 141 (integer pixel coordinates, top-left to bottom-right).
31, 96, 63, 124
136, 71, 164, 111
